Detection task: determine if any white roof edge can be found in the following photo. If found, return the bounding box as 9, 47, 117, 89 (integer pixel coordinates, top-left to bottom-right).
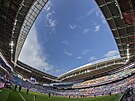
58, 56, 121, 78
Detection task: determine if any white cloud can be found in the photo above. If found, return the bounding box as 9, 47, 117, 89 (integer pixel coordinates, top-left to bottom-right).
43, 1, 53, 11
82, 49, 90, 55
95, 10, 106, 24
87, 8, 96, 16
19, 24, 52, 72
95, 11, 100, 17
49, 67, 67, 76
62, 40, 69, 45
78, 16, 84, 20
100, 14, 106, 24
48, 18, 57, 28
94, 25, 100, 32
104, 50, 120, 58
46, 13, 53, 18
78, 7, 96, 20
47, 67, 62, 76
83, 28, 91, 34
68, 24, 77, 30
77, 56, 82, 59
46, 6, 51, 11
43, 1, 57, 30
88, 56, 97, 62
64, 50, 73, 57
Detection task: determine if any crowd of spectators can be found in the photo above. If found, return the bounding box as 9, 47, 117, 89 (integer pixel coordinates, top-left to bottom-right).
72, 68, 135, 88
1, 60, 134, 98
48, 74, 135, 97
11, 67, 135, 98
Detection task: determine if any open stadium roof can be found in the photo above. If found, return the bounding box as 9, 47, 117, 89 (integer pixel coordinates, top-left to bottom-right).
57, 0, 135, 81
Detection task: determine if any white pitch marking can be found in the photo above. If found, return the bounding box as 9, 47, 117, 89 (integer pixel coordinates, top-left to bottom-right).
18, 92, 26, 101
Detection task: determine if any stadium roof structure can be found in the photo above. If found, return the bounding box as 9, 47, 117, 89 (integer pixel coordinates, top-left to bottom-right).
0, 0, 35, 66
0, 0, 57, 83
57, 57, 127, 82
14, 61, 57, 83
0, 0, 135, 83
95, 0, 135, 59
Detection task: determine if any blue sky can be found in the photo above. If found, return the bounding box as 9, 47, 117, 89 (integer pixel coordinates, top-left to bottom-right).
19, 0, 120, 76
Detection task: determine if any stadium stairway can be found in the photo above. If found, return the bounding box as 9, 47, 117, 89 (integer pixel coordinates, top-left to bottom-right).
133, 89, 135, 101
119, 87, 135, 101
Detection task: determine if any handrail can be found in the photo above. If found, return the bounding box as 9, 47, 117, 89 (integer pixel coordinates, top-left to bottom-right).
118, 92, 125, 101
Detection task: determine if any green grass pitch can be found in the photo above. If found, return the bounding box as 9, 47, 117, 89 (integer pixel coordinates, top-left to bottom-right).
0, 88, 121, 101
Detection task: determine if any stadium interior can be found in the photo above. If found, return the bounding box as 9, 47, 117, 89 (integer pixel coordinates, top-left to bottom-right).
0, 0, 135, 101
